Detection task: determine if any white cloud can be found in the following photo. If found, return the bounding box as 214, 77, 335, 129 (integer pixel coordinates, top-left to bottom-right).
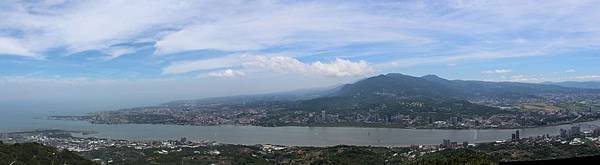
3, 0, 600, 84
207, 69, 245, 78
243, 56, 374, 77
162, 55, 245, 74
311, 59, 373, 77
565, 69, 576, 73
378, 50, 545, 68
0, 37, 36, 57
244, 56, 309, 73
2, 0, 600, 64
508, 75, 539, 82
574, 75, 600, 80
163, 55, 374, 77
0, 0, 204, 57
101, 46, 147, 60
153, 1, 430, 55
483, 69, 512, 74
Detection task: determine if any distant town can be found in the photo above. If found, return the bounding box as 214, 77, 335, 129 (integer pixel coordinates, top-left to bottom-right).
49, 92, 600, 129
3, 125, 600, 164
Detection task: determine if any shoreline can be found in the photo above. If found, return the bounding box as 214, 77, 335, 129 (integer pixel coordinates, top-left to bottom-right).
47, 117, 600, 131
4, 119, 600, 147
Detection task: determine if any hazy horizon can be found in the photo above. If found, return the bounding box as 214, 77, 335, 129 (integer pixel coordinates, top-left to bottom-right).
2, 0, 600, 111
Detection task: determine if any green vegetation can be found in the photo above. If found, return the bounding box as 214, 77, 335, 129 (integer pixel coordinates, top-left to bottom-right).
79, 144, 501, 165
0, 142, 95, 165
475, 140, 600, 161
414, 149, 497, 165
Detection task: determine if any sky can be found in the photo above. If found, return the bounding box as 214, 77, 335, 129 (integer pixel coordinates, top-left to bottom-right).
1, 0, 600, 110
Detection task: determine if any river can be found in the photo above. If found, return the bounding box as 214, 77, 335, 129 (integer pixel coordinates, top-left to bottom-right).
2, 110, 599, 147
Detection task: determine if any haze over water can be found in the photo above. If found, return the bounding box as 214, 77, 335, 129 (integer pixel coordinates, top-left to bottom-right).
3, 103, 599, 147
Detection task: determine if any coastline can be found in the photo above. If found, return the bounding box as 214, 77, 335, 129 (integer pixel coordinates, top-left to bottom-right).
49, 115, 600, 130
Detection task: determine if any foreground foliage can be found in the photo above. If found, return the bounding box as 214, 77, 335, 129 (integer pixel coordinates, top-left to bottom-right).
0, 142, 95, 165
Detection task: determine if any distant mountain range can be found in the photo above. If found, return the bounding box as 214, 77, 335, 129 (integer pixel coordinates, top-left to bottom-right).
334, 73, 587, 100
545, 81, 600, 89
170, 73, 597, 106
78, 73, 600, 128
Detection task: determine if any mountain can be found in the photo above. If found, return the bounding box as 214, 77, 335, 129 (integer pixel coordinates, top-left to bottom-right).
335, 74, 460, 99
81, 73, 600, 127
162, 73, 596, 110
279, 73, 600, 117
162, 85, 340, 107
545, 81, 600, 89
333, 73, 587, 101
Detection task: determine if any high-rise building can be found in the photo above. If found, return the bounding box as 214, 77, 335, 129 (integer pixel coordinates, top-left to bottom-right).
571, 126, 581, 136
321, 111, 326, 120
442, 139, 451, 148
449, 117, 458, 125
560, 129, 568, 138
515, 130, 520, 140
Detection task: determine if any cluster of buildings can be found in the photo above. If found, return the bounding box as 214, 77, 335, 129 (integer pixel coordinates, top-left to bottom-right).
511, 130, 520, 141
560, 126, 582, 138
0, 130, 215, 152
51, 91, 600, 130
89, 106, 269, 126
440, 139, 471, 149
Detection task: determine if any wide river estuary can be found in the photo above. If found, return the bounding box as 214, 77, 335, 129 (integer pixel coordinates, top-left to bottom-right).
3, 110, 600, 147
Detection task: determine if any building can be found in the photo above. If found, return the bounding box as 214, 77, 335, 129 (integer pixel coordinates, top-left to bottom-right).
511, 130, 520, 141
560, 128, 569, 138
560, 126, 582, 139
571, 126, 581, 136
442, 139, 451, 148
450, 142, 458, 148
449, 117, 458, 125
321, 111, 326, 120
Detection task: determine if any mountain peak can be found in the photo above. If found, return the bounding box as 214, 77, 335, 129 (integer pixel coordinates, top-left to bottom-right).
421, 74, 450, 82
421, 74, 442, 79
421, 74, 441, 78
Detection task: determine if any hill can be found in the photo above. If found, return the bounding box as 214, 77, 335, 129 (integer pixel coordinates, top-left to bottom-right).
335, 73, 588, 100
0, 142, 95, 165
546, 81, 600, 89
59, 73, 600, 129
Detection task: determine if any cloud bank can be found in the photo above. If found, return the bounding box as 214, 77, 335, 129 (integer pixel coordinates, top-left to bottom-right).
163, 55, 374, 77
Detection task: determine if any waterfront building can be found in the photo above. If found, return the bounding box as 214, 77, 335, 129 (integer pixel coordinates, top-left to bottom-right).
442, 139, 451, 148
560, 129, 569, 138
511, 130, 520, 141
571, 126, 581, 136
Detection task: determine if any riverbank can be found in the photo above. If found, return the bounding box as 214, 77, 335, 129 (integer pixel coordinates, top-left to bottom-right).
4, 116, 600, 147
49, 114, 600, 130
4, 129, 600, 165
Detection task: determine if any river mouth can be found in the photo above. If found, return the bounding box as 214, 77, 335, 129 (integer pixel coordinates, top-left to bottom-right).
3, 118, 596, 147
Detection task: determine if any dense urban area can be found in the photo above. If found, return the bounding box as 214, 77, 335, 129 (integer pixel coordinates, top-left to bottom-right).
9, 74, 600, 164
50, 93, 600, 129
49, 74, 600, 129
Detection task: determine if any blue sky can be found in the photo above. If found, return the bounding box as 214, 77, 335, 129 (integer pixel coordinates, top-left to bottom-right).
1, 0, 600, 108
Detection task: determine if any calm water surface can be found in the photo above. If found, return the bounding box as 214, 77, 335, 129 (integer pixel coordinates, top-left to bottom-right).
2, 110, 599, 147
